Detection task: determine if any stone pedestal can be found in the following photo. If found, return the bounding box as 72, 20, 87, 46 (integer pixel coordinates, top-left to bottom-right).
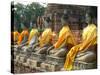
41, 62, 62, 71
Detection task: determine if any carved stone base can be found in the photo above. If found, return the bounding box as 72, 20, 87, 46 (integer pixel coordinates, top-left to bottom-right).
46, 55, 65, 64
41, 62, 63, 71
31, 53, 46, 61
73, 61, 97, 70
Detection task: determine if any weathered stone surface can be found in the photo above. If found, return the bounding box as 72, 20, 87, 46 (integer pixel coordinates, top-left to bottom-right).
41, 62, 62, 71
73, 61, 97, 70
31, 53, 46, 61
46, 55, 65, 64
26, 58, 38, 68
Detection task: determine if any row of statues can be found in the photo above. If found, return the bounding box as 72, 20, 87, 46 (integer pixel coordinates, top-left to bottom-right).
12, 14, 97, 71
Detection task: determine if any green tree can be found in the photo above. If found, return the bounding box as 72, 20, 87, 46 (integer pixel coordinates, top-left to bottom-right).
13, 2, 45, 32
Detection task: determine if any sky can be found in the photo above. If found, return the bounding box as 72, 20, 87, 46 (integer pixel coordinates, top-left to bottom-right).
14, 0, 47, 7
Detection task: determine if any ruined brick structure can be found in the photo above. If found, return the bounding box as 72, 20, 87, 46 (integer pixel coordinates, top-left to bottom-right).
44, 3, 91, 32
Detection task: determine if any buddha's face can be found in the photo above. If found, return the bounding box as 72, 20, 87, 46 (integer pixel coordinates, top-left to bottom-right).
14, 26, 17, 31
85, 13, 91, 24
61, 18, 67, 26
21, 24, 24, 30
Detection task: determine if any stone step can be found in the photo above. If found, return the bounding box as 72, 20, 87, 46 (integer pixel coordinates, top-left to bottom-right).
41, 62, 63, 71
46, 55, 65, 64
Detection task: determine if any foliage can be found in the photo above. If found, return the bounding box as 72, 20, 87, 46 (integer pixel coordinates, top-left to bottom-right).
12, 2, 45, 31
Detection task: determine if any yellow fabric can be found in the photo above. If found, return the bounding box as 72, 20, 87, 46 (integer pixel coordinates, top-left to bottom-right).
54, 25, 76, 49
17, 30, 29, 45
82, 24, 97, 45
13, 31, 20, 42
64, 44, 80, 70
64, 24, 97, 70
27, 28, 38, 45
39, 28, 52, 47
